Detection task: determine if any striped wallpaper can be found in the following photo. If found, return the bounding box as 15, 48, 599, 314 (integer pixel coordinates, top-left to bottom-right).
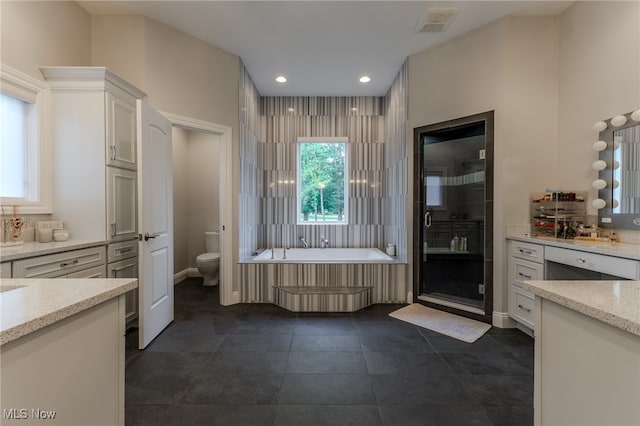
238, 62, 410, 307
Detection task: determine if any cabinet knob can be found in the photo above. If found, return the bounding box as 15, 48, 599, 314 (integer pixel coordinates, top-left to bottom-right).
518, 304, 532, 313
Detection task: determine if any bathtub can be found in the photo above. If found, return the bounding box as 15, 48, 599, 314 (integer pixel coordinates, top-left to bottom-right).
252, 248, 394, 263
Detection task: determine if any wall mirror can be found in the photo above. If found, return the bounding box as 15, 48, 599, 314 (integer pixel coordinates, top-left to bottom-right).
596, 110, 640, 229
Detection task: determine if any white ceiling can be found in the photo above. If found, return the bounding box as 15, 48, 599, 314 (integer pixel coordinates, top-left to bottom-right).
78, 1, 573, 96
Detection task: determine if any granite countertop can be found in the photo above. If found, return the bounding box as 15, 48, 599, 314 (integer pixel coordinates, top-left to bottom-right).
0, 278, 137, 345
506, 234, 640, 261
523, 280, 640, 336
0, 239, 107, 262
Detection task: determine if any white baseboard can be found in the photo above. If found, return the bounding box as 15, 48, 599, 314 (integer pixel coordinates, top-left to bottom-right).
492, 311, 517, 328
174, 268, 200, 285
406, 291, 413, 304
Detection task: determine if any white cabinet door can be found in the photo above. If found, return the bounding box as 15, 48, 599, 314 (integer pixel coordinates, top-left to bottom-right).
106, 93, 137, 170
107, 167, 137, 242
108, 258, 138, 322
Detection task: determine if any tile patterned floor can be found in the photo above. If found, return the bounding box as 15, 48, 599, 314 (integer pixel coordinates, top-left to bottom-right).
125, 279, 534, 426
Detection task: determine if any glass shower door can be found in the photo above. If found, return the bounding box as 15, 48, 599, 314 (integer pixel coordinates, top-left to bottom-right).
419, 121, 486, 312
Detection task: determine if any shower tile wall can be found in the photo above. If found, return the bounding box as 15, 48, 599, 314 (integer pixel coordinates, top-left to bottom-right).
384, 61, 408, 261
238, 61, 261, 258
259, 96, 386, 249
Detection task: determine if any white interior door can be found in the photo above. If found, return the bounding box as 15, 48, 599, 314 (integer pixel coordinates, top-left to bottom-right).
138, 101, 174, 349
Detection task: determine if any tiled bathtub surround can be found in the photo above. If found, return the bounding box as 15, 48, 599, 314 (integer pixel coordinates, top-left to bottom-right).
259, 96, 386, 250
238, 63, 410, 306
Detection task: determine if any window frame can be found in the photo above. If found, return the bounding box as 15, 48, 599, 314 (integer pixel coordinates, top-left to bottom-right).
296, 137, 349, 225
0, 64, 51, 214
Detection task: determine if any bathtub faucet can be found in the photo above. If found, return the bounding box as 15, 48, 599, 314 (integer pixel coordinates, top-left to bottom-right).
298, 236, 308, 249
320, 236, 330, 249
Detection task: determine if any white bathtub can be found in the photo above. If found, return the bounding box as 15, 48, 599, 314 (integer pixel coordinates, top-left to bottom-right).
252, 248, 394, 263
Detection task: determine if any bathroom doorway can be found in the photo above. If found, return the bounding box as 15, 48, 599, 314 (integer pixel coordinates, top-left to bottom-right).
163, 112, 236, 306
413, 111, 494, 323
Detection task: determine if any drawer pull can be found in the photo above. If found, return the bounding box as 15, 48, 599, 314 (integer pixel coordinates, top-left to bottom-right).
518, 304, 532, 313
518, 249, 533, 255
60, 259, 79, 268
117, 247, 133, 254
518, 272, 533, 279
111, 145, 117, 161
576, 257, 587, 263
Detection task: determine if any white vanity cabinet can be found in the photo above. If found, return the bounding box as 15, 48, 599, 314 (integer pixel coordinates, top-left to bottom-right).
107, 240, 139, 322
41, 67, 145, 244
12, 246, 106, 279
107, 167, 137, 242
0, 262, 10, 278
508, 240, 544, 331
106, 92, 137, 170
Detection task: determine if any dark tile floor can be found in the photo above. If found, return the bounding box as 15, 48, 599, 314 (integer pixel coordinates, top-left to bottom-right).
125, 279, 534, 426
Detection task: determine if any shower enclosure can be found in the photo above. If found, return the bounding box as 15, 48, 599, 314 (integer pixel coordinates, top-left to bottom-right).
413, 111, 494, 322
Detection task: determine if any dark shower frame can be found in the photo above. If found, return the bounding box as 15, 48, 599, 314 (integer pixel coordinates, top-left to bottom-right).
412, 110, 495, 324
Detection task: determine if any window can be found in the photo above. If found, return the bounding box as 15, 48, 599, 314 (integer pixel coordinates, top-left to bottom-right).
425, 168, 446, 209
297, 138, 348, 224
0, 65, 50, 213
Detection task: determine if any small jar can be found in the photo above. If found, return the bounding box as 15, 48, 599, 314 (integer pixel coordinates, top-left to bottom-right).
386, 244, 396, 256
52, 228, 69, 242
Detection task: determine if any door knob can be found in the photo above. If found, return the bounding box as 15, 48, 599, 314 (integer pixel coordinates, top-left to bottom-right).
143, 232, 160, 241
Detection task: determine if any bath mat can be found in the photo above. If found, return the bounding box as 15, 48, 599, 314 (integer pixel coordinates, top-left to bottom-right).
389, 303, 491, 343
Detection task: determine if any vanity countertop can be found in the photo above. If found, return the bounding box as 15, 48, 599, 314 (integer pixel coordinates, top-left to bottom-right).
0, 277, 137, 345
523, 280, 640, 336
0, 239, 107, 262
506, 234, 640, 261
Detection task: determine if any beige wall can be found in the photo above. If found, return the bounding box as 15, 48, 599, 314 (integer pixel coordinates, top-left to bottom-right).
558, 1, 640, 214
172, 127, 189, 274
0, 1, 91, 79
91, 15, 146, 90
409, 16, 561, 321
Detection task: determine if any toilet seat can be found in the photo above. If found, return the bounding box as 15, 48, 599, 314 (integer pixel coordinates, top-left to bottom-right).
196, 252, 220, 262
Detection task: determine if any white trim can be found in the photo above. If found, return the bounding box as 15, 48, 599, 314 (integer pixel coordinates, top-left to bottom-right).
492, 310, 517, 328
174, 268, 190, 285
0, 64, 52, 214
159, 111, 236, 306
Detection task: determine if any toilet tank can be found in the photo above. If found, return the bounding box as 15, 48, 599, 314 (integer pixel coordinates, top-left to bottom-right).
204, 231, 220, 253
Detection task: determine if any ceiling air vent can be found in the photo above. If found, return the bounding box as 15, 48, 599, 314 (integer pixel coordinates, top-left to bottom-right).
415, 7, 458, 33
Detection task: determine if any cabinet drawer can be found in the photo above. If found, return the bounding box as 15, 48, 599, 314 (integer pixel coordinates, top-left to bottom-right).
511, 240, 544, 263
511, 258, 544, 286
0, 262, 11, 278
67, 265, 107, 278
13, 246, 107, 278
108, 240, 138, 263
545, 246, 639, 280
511, 287, 535, 329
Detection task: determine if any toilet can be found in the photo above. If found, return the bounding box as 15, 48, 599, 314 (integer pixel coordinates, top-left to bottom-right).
196, 231, 220, 286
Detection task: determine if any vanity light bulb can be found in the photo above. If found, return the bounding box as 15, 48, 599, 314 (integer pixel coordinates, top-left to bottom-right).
591, 160, 607, 171
592, 121, 607, 132
612, 199, 619, 208
613, 160, 620, 170
592, 179, 607, 190
592, 140, 608, 152
612, 179, 620, 189
611, 115, 627, 127
592, 198, 606, 209
631, 109, 640, 122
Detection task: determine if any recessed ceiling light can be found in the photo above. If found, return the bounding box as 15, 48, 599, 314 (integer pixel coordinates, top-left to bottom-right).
275, 75, 287, 83
359, 75, 371, 83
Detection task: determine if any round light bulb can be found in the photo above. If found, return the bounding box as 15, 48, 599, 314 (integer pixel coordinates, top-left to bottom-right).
611, 115, 627, 127
612, 179, 620, 189
359, 75, 371, 83
592, 140, 608, 152
592, 198, 606, 209
613, 160, 620, 170
592, 179, 607, 190
592, 160, 607, 171
631, 109, 640, 122
612, 199, 619, 208
593, 121, 607, 132
275, 75, 287, 83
